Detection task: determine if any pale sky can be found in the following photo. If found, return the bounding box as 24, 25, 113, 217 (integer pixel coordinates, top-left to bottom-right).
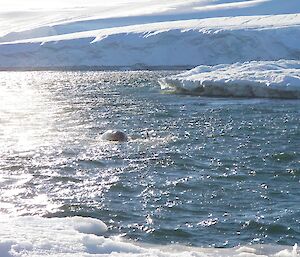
0, 0, 141, 11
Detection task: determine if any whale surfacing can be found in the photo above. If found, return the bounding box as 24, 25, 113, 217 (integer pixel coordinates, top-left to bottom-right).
100, 130, 128, 142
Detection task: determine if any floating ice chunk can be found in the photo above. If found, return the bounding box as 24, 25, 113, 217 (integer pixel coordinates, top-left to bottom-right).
82, 235, 143, 255
70, 216, 108, 236
275, 243, 298, 257
0, 215, 298, 256
159, 60, 300, 99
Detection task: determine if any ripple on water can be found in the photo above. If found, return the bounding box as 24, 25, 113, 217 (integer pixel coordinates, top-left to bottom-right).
0, 71, 299, 248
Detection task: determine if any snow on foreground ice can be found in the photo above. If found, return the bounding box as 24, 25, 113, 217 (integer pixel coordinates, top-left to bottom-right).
0, 13, 300, 69
0, 215, 298, 257
159, 60, 300, 99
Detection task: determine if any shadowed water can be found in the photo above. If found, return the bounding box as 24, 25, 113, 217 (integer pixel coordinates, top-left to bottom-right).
0, 71, 299, 248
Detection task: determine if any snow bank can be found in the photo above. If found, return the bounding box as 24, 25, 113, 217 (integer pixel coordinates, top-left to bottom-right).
0, 14, 300, 69
1, 0, 300, 41
159, 60, 300, 98
0, 0, 300, 69
0, 215, 298, 257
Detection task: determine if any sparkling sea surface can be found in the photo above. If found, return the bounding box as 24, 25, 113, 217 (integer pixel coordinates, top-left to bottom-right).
0, 71, 299, 248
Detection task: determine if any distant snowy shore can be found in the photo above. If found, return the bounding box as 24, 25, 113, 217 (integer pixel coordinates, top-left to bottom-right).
0, 0, 300, 71
0, 14, 299, 70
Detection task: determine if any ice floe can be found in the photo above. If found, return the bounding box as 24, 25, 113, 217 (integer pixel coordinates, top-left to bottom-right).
159, 60, 300, 98
0, 215, 298, 257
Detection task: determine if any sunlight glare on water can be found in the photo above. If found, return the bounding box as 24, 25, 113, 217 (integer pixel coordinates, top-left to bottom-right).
0, 73, 56, 152
0, 71, 299, 248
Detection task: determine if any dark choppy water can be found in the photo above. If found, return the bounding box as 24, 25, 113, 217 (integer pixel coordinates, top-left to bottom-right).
0, 71, 299, 248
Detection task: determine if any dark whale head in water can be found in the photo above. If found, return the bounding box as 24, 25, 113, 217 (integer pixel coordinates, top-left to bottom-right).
100, 130, 128, 142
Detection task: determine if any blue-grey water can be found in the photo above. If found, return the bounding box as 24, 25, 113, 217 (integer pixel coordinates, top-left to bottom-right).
0, 71, 299, 248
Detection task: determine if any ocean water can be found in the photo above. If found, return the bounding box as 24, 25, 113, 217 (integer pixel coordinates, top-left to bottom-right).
0, 71, 299, 256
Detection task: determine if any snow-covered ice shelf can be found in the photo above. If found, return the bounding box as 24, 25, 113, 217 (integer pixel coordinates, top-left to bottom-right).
0, 14, 300, 69
0, 0, 300, 69
159, 60, 300, 98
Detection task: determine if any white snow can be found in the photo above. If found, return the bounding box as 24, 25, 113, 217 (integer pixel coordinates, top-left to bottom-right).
0, 14, 299, 69
0, 0, 300, 69
159, 60, 300, 98
71, 216, 108, 236
1, 0, 300, 39
0, 214, 298, 257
